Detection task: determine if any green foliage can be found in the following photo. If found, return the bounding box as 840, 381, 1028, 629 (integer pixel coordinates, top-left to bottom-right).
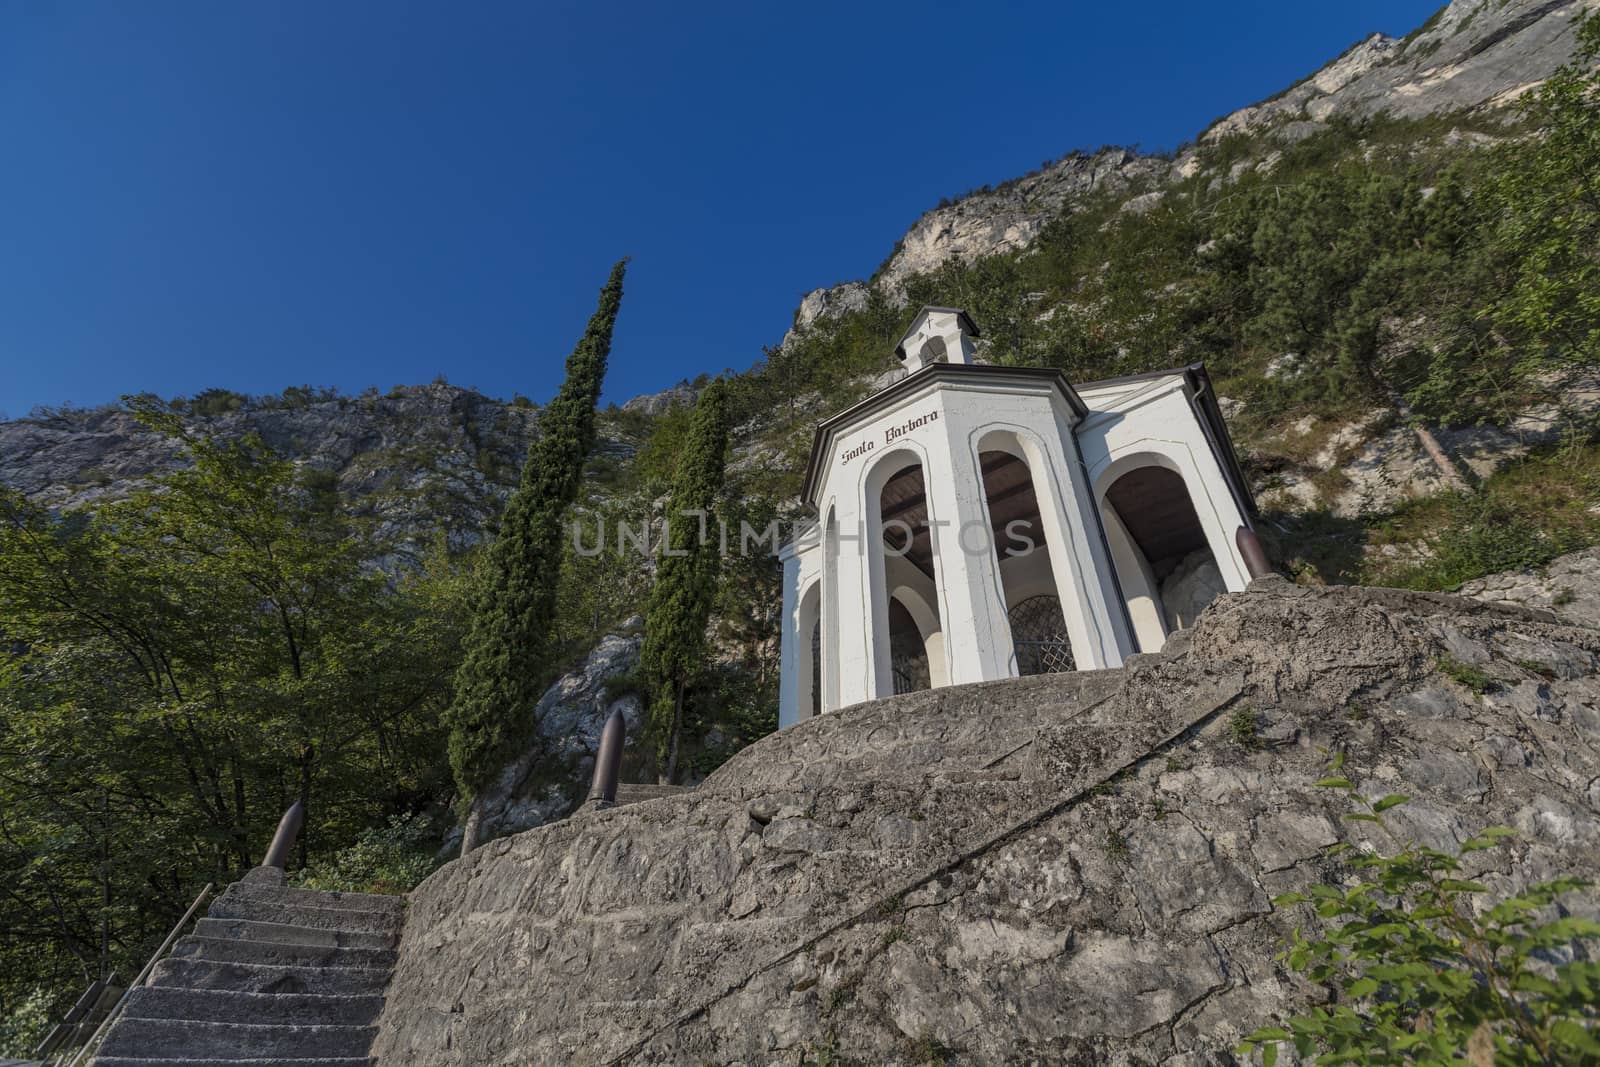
445, 260, 627, 806
1481, 14, 1600, 399
186, 387, 249, 416
0, 405, 466, 1015
1435, 656, 1495, 696
291, 815, 439, 895
0, 987, 52, 1059
1241, 758, 1600, 1065
1229, 707, 1261, 750
641, 378, 732, 779
1359, 440, 1600, 591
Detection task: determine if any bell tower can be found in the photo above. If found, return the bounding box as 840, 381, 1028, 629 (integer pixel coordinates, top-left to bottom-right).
894, 306, 981, 372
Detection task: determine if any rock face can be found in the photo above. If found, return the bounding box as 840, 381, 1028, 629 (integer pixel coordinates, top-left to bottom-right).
370, 579, 1600, 1064
444, 631, 648, 853
1463, 547, 1600, 628
780, 282, 872, 348
875, 149, 1163, 297
620, 383, 698, 416
1201, 0, 1597, 143
777, 1, 1594, 341
0, 383, 644, 556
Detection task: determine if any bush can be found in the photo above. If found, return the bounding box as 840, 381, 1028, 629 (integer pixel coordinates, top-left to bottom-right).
0, 987, 53, 1059
1241, 757, 1600, 1065
291, 815, 439, 895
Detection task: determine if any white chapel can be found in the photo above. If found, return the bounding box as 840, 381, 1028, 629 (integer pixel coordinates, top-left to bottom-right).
777, 306, 1268, 729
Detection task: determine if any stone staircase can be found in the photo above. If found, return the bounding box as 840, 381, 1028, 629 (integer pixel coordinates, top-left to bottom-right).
89, 877, 404, 1067
611, 782, 691, 807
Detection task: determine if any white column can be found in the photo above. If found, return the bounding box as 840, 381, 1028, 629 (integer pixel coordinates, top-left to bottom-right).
834, 495, 881, 708
1101, 505, 1167, 653
1023, 420, 1137, 669
821, 510, 840, 712
923, 438, 1015, 683
778, 553, 802, 729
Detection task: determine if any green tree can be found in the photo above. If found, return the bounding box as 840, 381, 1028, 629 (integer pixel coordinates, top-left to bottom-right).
1484, 12, 1600, 411
0, 407, 462, 1029
444, 259, 628, 852
640, 377, 731, 782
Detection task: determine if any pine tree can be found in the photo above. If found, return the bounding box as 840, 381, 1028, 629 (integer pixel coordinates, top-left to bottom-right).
445, 259, 627, 853
640, 377, 731, 783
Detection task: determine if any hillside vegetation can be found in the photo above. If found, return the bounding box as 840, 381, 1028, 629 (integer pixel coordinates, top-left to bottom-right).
2, 6, 1599, 1053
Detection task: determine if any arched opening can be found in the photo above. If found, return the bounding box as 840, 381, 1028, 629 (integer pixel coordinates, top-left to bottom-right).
869, 455, 946, 697
795, 581, 821, 721
1101, 464, 1224, 647
978, 444, 1076, 675
889, 598, 929, 694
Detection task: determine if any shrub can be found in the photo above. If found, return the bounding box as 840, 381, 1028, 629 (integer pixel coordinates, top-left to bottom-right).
1240, 756, 1600, 1065
1229, 707, 1261, 749
0, 988, 53, 1059
291, 815, 439, 895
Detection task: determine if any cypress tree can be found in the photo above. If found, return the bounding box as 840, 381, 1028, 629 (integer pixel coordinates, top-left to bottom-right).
446, 259, 627, 853
640, 377, 731, 783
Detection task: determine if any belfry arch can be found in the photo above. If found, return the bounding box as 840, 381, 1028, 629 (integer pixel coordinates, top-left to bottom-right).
975, 428, 1079, 675
1097, 453, 1227, 651
864, 449, 948, 699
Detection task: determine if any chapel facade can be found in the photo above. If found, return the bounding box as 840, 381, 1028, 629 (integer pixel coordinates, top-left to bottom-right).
777, 306, 1263, 729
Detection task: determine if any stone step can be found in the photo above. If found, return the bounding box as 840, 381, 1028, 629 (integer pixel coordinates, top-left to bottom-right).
122, 987, 383, 1028
193, 918, 395, 952
223, 884, 403, 916
612, 783, 693, 806
93, 1059, 371, 1067
96, 1018, 373, 1060
168, 936, 396, 972
147, 959, 392, 997
206, 894, 403, 937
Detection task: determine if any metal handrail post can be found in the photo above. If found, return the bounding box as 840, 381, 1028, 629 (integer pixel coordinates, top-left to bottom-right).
60, 882, 213, 1067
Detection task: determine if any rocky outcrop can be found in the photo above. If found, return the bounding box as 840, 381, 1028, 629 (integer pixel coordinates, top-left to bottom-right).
620, 384, 698, 416
442, 630, 648, 853
780, 282, 873, 348
1200, 0, 1597, 145
876, 150, 1163, 297
0, 384, 645, 556
785, 1, 1594, 322
1464, 546, 1600, 628
370, 579, 1600, 1064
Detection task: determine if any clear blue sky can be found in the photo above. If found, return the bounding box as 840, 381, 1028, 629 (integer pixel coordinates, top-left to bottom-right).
0, 1, 1443, 417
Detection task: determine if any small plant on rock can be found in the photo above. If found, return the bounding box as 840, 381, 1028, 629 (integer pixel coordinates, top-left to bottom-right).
1435, 654, 1496, 695
1240, 755, 1600, 1065
1229, 707, 1261, 750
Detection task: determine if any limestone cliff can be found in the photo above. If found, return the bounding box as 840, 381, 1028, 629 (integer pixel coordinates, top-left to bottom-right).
0, 383, 646, 556
370, 578, 1600, 1064
791, 0, 1598, 326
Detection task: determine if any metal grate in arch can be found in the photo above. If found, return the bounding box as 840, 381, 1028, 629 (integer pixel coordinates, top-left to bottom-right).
1008, 594, 1076, 675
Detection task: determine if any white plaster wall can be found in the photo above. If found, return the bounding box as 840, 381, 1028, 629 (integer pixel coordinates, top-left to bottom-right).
782, 369, 1248, 726
1077, 376, 1253, 593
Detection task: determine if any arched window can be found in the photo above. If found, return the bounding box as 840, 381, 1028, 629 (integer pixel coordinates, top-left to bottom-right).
977, 440, 1079, 674
1007, 594, 1075, 675
795, 581, 821, 720
866, 453, 947, 698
